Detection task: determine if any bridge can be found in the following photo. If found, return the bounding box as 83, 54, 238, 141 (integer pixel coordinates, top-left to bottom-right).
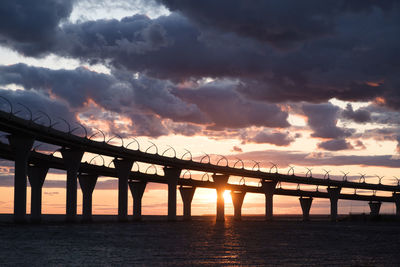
1, 104, 400, 223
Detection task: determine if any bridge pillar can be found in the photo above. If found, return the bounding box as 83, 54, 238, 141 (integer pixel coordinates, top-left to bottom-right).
262, 180, 277, 221
164, 167, 181, 221
393, 192, 400, 219
61, 148, 84, 222
299, 196, 313, 221
179, 185, 196, 221
27, 164, 48, 223
128, 180, 147, 221
368, 201, 381, 218
327, 186, 341, 222
8, 134, 35, 223
114, 158, 134, 222
78, 173, 98, 222
231, 191, 246, 221
212, 174, 229, 222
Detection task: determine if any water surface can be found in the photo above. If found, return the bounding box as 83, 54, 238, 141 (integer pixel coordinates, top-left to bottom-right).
0, 215, 399, 266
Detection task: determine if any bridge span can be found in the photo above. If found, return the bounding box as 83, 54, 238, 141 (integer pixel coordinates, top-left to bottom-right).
0, 108, 400, 223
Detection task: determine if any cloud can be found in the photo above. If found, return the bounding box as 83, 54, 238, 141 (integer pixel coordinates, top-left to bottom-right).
302, 103, 353, 139
0, 0, 74, 56
0, 0, 399, 152
0, 63, 209, 136
0, 1, 399, 112
231, 149, 400, 169
172, 82, 289, 129
246, 131, 295, 146
158, 0, 396, 47
317, 139, 353, 151
0, 63, 292, 136
342, 103, 371, 123
0, 87, 78, 126
353, 140, 366, 150
231, 146, 242, 153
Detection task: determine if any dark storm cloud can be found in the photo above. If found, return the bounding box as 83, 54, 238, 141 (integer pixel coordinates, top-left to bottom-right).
158, 0, 396, 47
0, 0, 74, 56
53, 14, 268, 80
302, 103, 353, 139
317, 139, 353, 151
1, 1, 399, 110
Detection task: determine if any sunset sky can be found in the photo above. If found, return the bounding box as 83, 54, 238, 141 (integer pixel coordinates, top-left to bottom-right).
1, 0, 400, 216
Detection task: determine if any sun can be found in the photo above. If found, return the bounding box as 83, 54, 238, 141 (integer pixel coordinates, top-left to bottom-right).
223, 190, 232, 204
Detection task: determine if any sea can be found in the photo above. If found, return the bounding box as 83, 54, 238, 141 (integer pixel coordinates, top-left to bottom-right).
1, 215, 400, 266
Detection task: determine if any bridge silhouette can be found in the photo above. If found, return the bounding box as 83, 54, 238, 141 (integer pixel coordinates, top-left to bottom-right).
1, 102, 400, 223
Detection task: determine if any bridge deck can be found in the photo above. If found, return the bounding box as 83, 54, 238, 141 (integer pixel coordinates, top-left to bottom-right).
0, 110, 398, 194
0, 142, 394, 203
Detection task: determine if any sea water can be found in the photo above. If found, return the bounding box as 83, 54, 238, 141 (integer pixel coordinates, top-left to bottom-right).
0, 215, 400, 266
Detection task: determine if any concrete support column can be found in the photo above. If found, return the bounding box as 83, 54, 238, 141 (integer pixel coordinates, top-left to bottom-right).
231, 191, 246, 221
262, 180, 277, 221
163, 167, 181, 221
393, 192, 400, 219
327, 186, 341, 222
27, 164, 49, 223
369, 201, 381, 218
179, 186, 196, 221
114, 158, 134, 222
299, 196, 313, 221
129, 180, 147, 221
61, 148, 84, 222
212, 174, 229, 222
78, 173, 98, 222
8, 134, 35, 223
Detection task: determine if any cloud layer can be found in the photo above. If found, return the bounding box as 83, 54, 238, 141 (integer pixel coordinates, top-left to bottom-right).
0, 0, 399, 153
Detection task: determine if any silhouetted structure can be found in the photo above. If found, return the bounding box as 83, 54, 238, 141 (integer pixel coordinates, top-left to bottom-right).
0, 108, 399, 223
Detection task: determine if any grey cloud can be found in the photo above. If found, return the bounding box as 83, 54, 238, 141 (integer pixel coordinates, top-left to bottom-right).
231, 149, 400, 169
0, 88, 77, 126
364, 105, 400, 125
172, 82, 289, 129
247, 131, 295, 146
362, 127, 400, 142
0, 64, 291, 136
302, 103, 353, 139
165, 121, 202, 136
0, 0, 74, 56
0, 63, 207, 127
342, 104, 371, 123
317, 139, 353, 151
1, 2, 399, 111
0, 0, 400, 145
158, 0, 396, 47
361, 127, 400, 154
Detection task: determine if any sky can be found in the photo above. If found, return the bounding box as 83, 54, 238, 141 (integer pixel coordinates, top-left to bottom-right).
0, 0, 400, 216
